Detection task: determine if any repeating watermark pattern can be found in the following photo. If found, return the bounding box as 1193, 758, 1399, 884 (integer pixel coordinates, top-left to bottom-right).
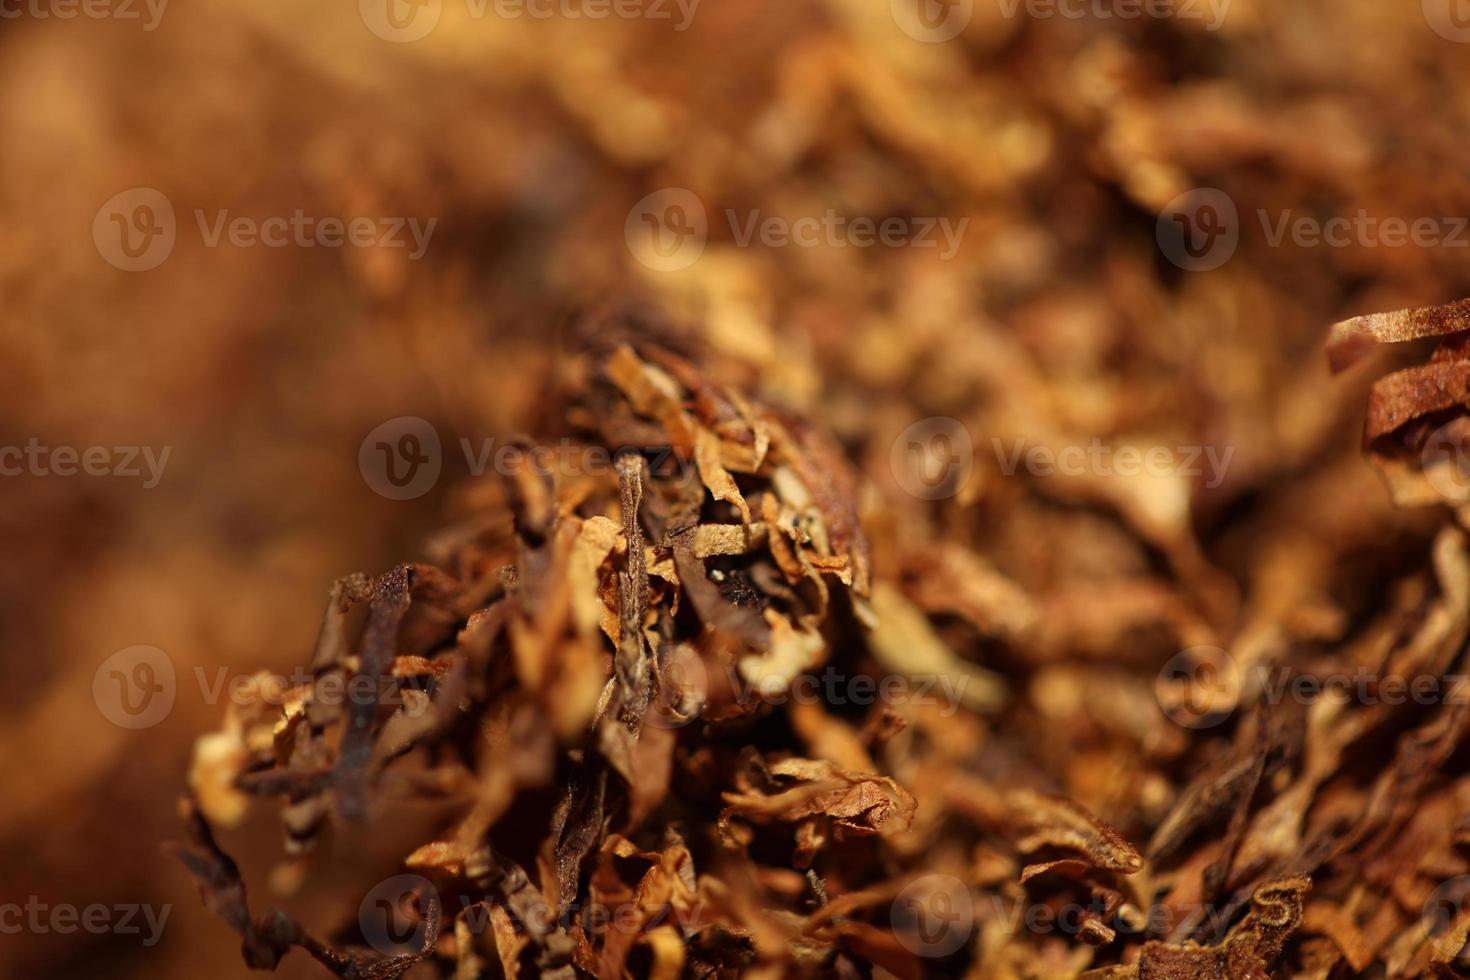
93, 646, 177, 730
1159, 187, 1470, 271
891, 874, 975, 957
649, 654, 974, 729
0, 898, 170, 946
644, 646, 710, 730
360, 875, 437, 956
737, 668, 969, 715
359, 0, 441, 42
1155, 646, 1240, 730
977, 893, 1247, 942
995, 0, 1230, 29
894, 0, 1230, 41
888, 419, 1234, 500
0, 0, 167, 29
94, 190, 437, 271
1155, 645, 1470, 729
625, 189, 969, 272
1424, 876, 1470, 935
1156, 188, 1239, 272
726, 210, 968, 260
887, 878, 1283, 958
360, 0, 698, 42
891, 885, 1340, 953
1424, 0, 1470, 43
359, 417, 443, 501
193, 210, 437, 257
624, 188, 708, 272
360, 418, 706, 500
0, 439, 171, 487
191, 665, 435, 716
93, 647, 436, 729
1422, 419, 1470, 504
1255, 667, 1470, 708
993, 437, 1235, 489
890, 417, 974, 500
1257, 211, 1470, 251
359, 874, 704, 955
94, 188, 177, 272
891, 0, 973, 42
460, 438, 687, 481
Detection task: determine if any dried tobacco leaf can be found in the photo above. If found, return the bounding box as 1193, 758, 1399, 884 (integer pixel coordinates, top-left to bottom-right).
173, 322, 1470, 980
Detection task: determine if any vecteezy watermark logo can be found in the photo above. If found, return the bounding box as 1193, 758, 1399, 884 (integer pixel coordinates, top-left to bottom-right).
193, 210, 437, 256
361, 0, 698, 40
191, 665, 435, 716
726, 210, 968, 259
491, 0, 699, 28
1162, 660, 1468, 720
729, 667, 971, 717
0, 0, 168, 29
93, 646, 176, 729
1157, 188, 1239, 272
891, 874, 974, 957
1421, 419, 1470, 504
1424, 0, 1470, 42
1155, 646, 1239, 729
0, 898, 170, 946
1423, 876, 1470, 935
973, 893, 1240, 941
99, 655, 434, 729
890, 417, 974, 500
625, 188, 708, 272
1258, 211, 1470, 250
0, 440, 172, 487
95, 189, 438, 271
360, 0, 441, 41
993, 438, 1235, 489
644, 645, 710, 730
1261, 667, 1468, 708
891, 0, 972, 42
992, 0, 1231, 30
360, 875, 438, 956
361, 875, 702, 944
360, 417, 443, 501
94, 188, 176, 272
626, 190, 969, 271
358, 426, 698, 500
1161, 189, 1470, 270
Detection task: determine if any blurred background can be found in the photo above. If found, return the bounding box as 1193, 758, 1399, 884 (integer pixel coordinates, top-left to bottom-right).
3, 0, 1470, 975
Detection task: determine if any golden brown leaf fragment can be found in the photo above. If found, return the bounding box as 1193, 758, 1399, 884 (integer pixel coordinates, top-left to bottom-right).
1328, 299, 1470, 373
1324, 297, 1470, 507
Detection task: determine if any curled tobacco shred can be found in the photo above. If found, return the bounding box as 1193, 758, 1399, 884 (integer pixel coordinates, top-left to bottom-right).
168, 797, 443, 977
1329, 297, 1470, 507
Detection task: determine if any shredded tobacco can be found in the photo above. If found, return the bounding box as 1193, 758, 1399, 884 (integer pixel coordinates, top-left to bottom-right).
174, 325, 1470, 977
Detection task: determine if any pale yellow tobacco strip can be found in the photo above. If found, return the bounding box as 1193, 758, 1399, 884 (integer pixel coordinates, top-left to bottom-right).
1327, 297, 1470, 373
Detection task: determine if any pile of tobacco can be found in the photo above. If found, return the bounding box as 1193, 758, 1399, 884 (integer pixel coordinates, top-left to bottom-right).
172, 299, 1470, 978
3, 0, 1469, 975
